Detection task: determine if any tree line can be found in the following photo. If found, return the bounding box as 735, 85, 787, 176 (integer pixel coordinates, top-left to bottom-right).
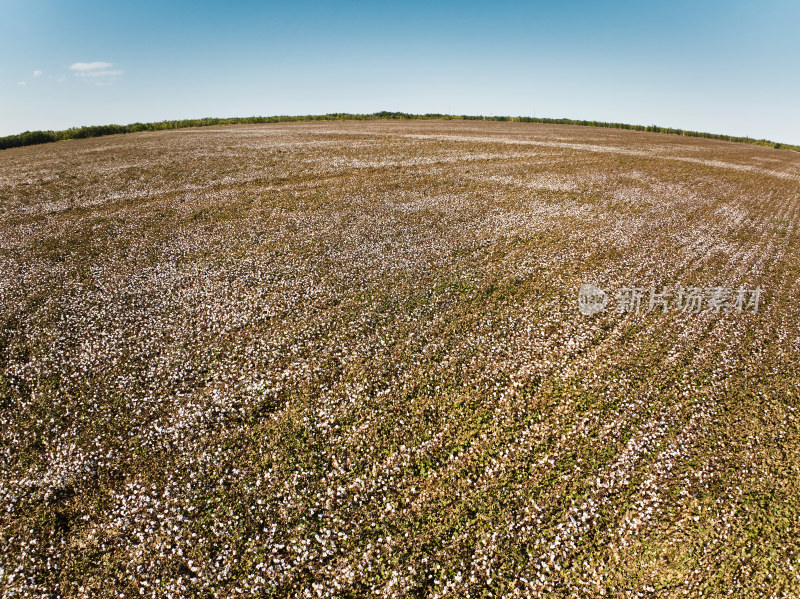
1, 112, 796, 152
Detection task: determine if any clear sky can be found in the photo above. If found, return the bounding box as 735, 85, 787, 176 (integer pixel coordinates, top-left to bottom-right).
2, 0, 798, 143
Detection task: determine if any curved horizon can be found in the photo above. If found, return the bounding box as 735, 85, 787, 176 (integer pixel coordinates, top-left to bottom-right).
1, 112, 797, 153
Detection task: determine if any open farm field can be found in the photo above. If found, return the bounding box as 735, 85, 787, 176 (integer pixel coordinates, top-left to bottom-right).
2, 120, 800, 598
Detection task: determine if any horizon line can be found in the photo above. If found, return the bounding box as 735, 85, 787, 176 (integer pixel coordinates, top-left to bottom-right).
1, 112, 797, 153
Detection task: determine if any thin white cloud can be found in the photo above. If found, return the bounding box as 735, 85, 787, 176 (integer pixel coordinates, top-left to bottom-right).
33, 70, 42, 77
69, 62, 113, 72
69, 61, 123, 83
17, 81, 27, 86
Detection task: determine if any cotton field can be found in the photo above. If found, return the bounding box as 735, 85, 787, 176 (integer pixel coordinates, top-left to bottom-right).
1, 120, 799, 598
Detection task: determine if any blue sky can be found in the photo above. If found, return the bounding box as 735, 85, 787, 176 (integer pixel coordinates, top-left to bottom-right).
2, 0, 799, 143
